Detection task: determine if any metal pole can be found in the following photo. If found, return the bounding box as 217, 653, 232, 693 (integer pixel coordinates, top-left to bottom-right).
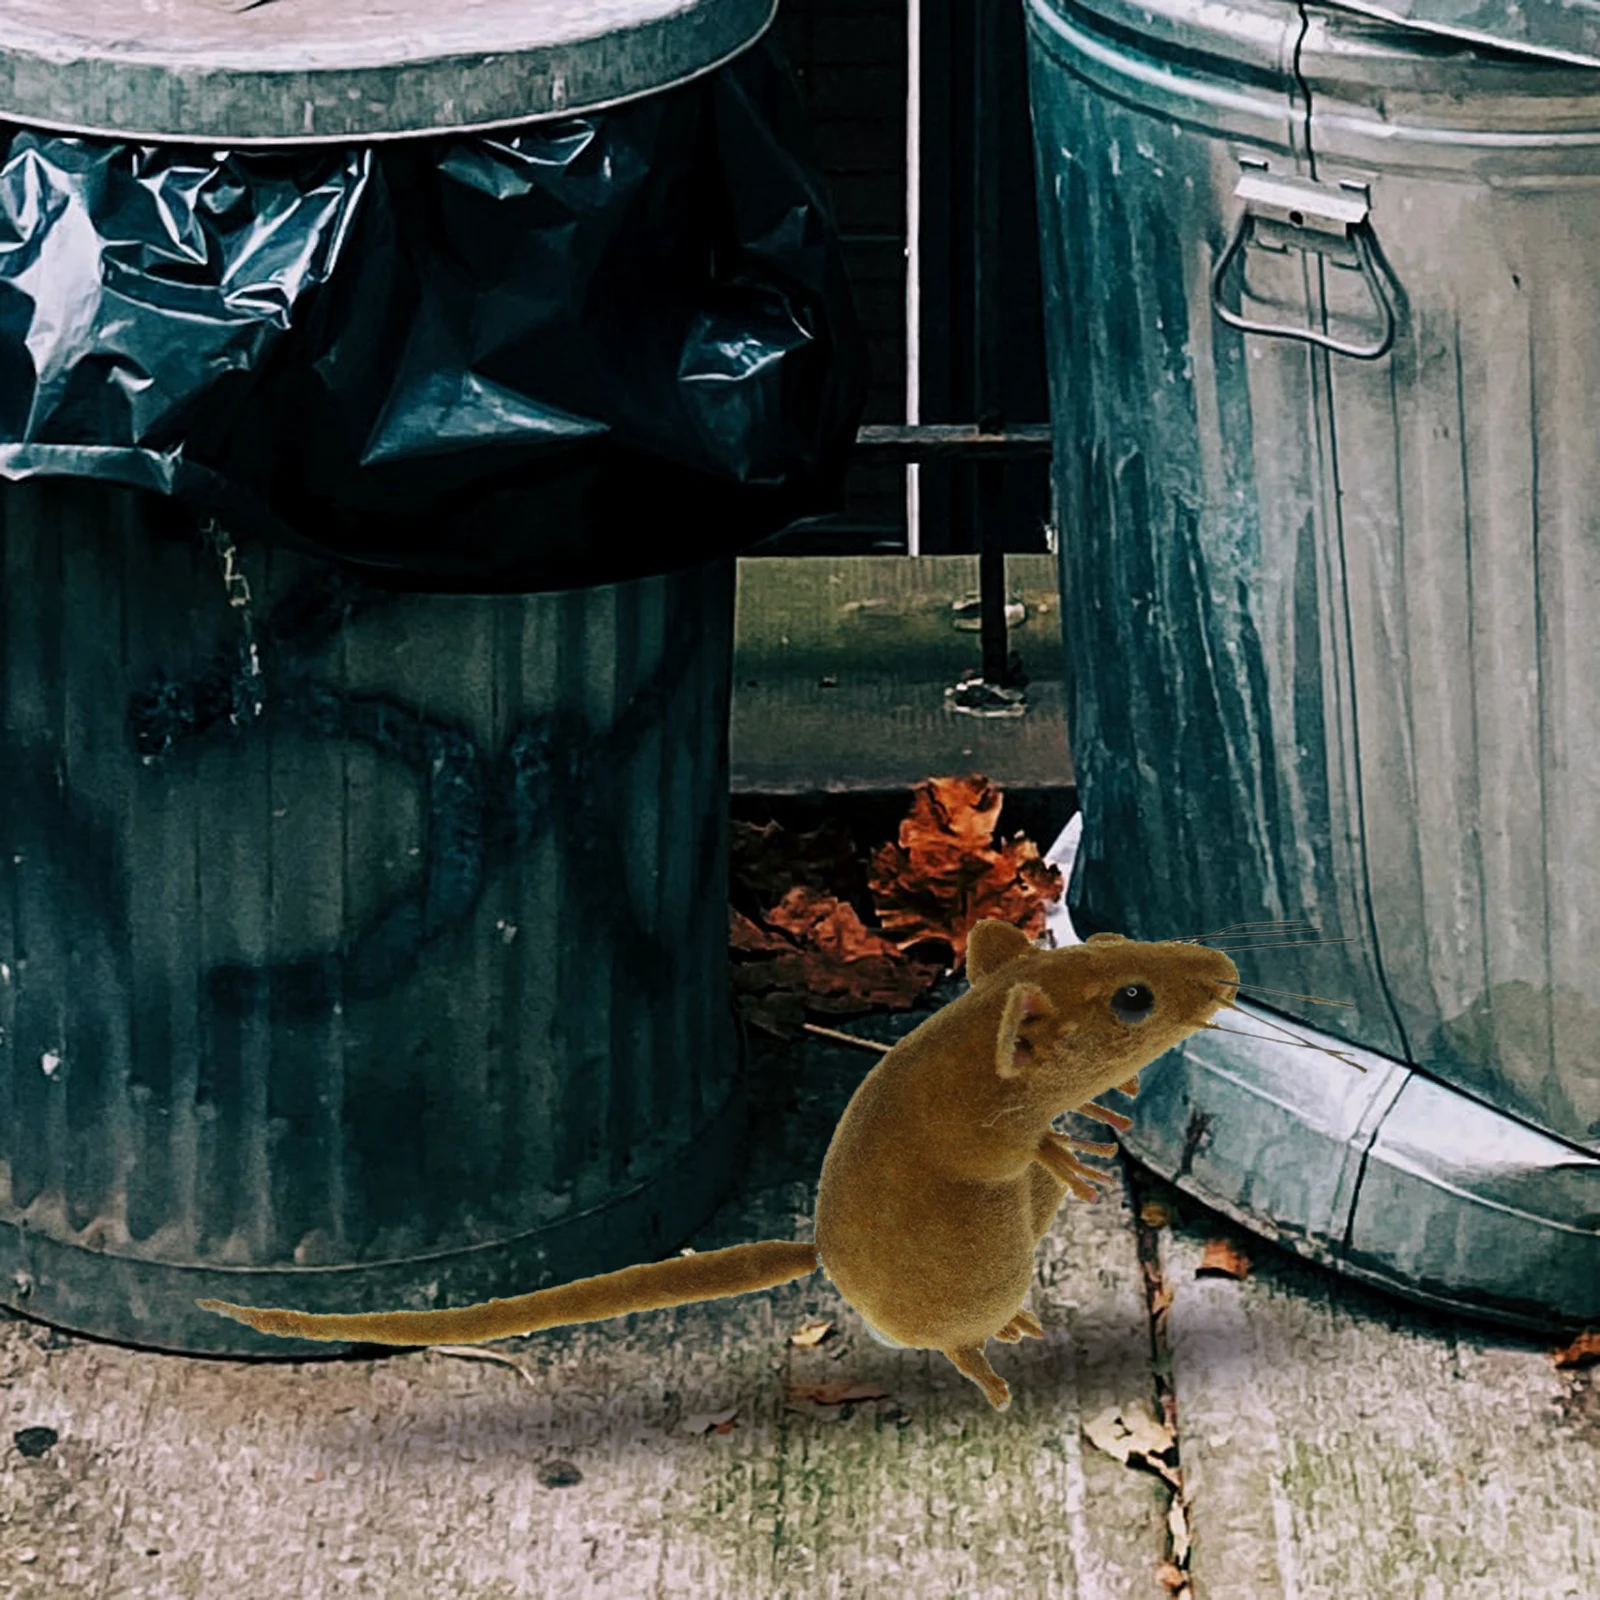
974, 0, 1009, 686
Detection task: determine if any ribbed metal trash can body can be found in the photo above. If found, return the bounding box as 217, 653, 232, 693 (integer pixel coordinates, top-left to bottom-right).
0, 0, 850, 1356
1027, 0, 1600, 1327
0, 483, 742, 1353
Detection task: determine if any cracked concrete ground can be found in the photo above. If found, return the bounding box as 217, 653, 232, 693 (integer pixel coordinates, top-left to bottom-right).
4, 1003, 1598, 1599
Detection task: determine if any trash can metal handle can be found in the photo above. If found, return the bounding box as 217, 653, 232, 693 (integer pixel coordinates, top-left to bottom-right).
1210, 172, 1396, 361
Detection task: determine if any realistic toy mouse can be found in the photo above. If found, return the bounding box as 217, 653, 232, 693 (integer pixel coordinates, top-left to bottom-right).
199, 918, 1240, 1411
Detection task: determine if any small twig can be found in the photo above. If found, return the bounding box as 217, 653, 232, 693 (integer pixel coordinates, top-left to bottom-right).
801, 1022, 892, 1055
428, 1345, 539, 1387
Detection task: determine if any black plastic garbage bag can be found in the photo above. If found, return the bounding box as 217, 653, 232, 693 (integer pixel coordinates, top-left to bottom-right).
0, 38, 868, 591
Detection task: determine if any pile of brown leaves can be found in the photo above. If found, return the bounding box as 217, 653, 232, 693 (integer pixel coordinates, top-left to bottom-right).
730, 775, 1063, 1039
868, 775, 1062, 966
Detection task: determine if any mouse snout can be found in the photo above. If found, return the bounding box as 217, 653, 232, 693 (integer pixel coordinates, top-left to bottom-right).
1196, 947, 1240, 996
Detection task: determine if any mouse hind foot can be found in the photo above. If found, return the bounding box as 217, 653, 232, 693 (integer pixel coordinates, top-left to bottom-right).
944, 1344, 1012, 1411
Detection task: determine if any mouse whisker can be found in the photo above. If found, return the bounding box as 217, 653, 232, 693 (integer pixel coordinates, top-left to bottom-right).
1199, 936, 1355, 952
1200, 1016, 1369, 1072
1213, 980, 1355, 1009
1203, 1022, 1328, 1047
1173, 919, 1319, 943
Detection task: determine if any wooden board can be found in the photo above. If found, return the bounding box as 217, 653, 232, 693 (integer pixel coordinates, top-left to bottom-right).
0, 1013, 1170, 1600
7, 1014, 1599, 1597
1152, 1183, 1600, 1599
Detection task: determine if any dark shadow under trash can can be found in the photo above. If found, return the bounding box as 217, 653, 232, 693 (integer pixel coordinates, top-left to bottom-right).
1027, 0, 1600, 1332
0, 0, 867, 1355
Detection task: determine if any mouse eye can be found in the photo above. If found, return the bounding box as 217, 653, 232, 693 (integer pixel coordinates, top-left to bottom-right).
1110, 983, 1154, 1025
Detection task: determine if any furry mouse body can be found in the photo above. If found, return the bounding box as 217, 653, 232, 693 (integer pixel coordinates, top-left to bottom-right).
200, 919, 1238, 1411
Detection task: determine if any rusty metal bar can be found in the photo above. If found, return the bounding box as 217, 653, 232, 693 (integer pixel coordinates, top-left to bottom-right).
853, 422, 1052, 461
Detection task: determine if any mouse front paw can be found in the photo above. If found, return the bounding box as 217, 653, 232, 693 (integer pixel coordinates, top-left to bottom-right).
1036, 1131, 1119, 1199
994, 1309, 1046, 1343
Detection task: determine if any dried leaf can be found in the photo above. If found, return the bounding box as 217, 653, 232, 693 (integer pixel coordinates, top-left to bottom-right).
867, 776, 1062, 965
730, 887, 943, 1040
1084, 1405, 1181, 1486
789, 1318, 836, 1349
731, 817, 865, 911
729, 906, 795, 955
1168, 1496, 1191, 1564
731, 944, 940, 1012
1150, 1284, 1175, 1318
1156, 1561, 1188, 1593
787, 1379, 891, 1407
728, 788, 1057, 1041
764, 885, 901, 961
736, 988, 808, 1040
1553, 1330, 1600, 1369
680, 1406, 739, 1436
1197, 1238, 1252, 1280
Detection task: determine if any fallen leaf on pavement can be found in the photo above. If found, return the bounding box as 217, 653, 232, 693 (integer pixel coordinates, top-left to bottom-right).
1553, 1330, 1600, 1369
731, 817, 867, 914
728, 782, 1057, 1039
729, 907, 794, 955
763, 885, 900, 959
1168, 1495, 1191, 1564
789, 1318, 836, 1349
1196, 1238, 1252, 1280
1084, 1404, 1182, 1488
867, 776, 1062, 966
680, 1406, 740, 1436
787, 1380, 891, 1407
730, 888, 944, 1039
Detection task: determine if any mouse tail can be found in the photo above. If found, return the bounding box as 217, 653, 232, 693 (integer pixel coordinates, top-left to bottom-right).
197, 1239, 822, 1346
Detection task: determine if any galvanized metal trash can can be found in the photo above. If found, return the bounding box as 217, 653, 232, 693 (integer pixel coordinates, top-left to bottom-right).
2, 492, 742, 1356
0, 0, 864, 1356
1027, 0, 1600, 1331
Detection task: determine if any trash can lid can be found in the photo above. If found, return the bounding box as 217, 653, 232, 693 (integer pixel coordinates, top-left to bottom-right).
1319, 0, 1600, 68
0, 0, 777, 144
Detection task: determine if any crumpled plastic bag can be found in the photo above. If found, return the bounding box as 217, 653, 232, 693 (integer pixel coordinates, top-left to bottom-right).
0, 38, 868, 591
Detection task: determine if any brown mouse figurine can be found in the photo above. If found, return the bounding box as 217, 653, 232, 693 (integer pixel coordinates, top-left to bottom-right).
199, 918, 1239, 1412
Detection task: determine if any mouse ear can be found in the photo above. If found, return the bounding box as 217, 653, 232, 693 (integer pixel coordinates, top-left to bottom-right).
995, 981, 1057, 1079
968, 919, 1035, 984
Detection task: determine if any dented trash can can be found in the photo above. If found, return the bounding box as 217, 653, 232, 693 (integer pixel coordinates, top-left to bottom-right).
1028, 0, 1600, 1331
0, 0, 867, 1353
